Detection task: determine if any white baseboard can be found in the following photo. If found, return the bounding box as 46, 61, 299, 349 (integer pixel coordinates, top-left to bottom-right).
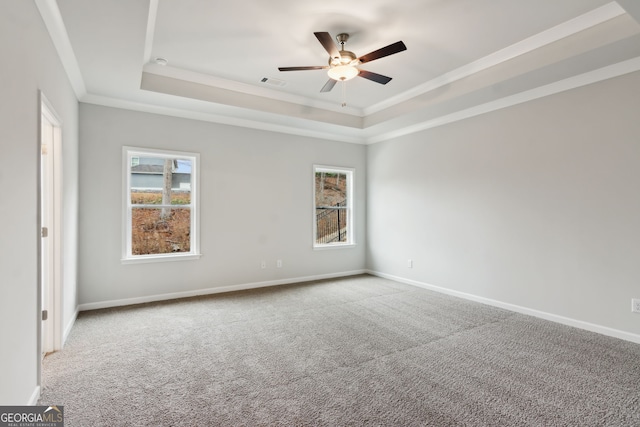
28, 386, 40, 405
78, 270, 367, 311
62, 308, 79, 347
367, 270, 640, 345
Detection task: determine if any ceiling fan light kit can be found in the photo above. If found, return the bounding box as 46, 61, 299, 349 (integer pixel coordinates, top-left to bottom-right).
278, 31, 407, 105
328, 65, 359, 81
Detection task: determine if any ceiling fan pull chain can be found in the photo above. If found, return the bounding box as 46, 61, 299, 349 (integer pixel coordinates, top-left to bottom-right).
341, 80, 347, 107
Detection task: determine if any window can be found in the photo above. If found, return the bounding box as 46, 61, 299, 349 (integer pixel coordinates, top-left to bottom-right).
313, 165, 354, 248
123, 147, 200, 263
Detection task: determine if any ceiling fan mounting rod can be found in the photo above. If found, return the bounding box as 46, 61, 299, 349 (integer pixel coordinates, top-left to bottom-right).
336, 33, 349, 51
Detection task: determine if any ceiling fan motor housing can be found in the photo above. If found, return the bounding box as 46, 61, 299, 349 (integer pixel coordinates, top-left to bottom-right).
329, 50, 358, 66
331, 33, 358, 66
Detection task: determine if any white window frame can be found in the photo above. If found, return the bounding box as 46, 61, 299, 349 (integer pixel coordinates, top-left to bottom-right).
122, 146, 201, 264
313, 165, 355, 250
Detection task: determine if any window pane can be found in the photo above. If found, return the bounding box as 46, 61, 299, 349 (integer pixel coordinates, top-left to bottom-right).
130, 157, 192, 204
315, 170, 350, 245
131, 207, 191, 255
315, 172, 347, 206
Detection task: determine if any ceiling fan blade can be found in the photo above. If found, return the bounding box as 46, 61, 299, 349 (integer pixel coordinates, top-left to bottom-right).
314, 32, 340, 60
320, 79, 337, 92
358, 41, 407, 64
278, 66, 327, 71
358, 70, 392, 85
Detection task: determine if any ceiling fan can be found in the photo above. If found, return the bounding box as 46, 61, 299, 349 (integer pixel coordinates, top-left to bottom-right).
278, 32, 407, 93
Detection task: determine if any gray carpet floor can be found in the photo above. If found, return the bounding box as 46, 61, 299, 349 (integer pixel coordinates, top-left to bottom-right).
39, 275, 640, 426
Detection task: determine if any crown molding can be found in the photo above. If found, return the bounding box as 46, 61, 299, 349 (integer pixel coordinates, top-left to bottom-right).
363, 2, 626, 116
81, 93, 367, 144
84, 53, 640, 147
142, 0, 159, 64
142, 64, 364, 117
35, 0, 87, 99
365, 56, 640, 144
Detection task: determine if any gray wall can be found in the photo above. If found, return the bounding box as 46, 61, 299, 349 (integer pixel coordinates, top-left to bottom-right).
78, 104, 366, 305
367, 71, 640, 337
0, 2, 79, 404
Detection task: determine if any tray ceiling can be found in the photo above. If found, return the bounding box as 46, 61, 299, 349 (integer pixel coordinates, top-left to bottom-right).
37, 0, 640, 143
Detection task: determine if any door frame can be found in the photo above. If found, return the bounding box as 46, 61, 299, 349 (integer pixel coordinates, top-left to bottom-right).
38, 92, 63, 380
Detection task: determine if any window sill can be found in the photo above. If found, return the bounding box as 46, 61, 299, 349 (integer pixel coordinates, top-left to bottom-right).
313, 243, 357, 251
121, 253, 202, 265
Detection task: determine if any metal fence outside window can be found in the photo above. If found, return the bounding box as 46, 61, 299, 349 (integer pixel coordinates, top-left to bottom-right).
316, 199, 347, 244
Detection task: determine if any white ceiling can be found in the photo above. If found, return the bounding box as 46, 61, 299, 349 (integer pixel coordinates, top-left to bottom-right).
37, 0, 640, 143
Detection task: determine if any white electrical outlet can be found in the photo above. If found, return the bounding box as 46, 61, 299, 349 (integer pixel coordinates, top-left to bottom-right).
261, 261, 266, 269
276, 259, 282, 268
632, 299, 640, 313
407, 259, 413, 268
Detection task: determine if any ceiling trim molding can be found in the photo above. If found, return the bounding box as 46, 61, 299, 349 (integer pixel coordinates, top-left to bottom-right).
81, 93, 367, 145
363, 1, 626, 116
143, 64, 364, 117
35, 0, 87, 99
365, 56, 640, 144
85, 55, 640, 147
142, 0, 159, 64
140, 72, 364, 129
